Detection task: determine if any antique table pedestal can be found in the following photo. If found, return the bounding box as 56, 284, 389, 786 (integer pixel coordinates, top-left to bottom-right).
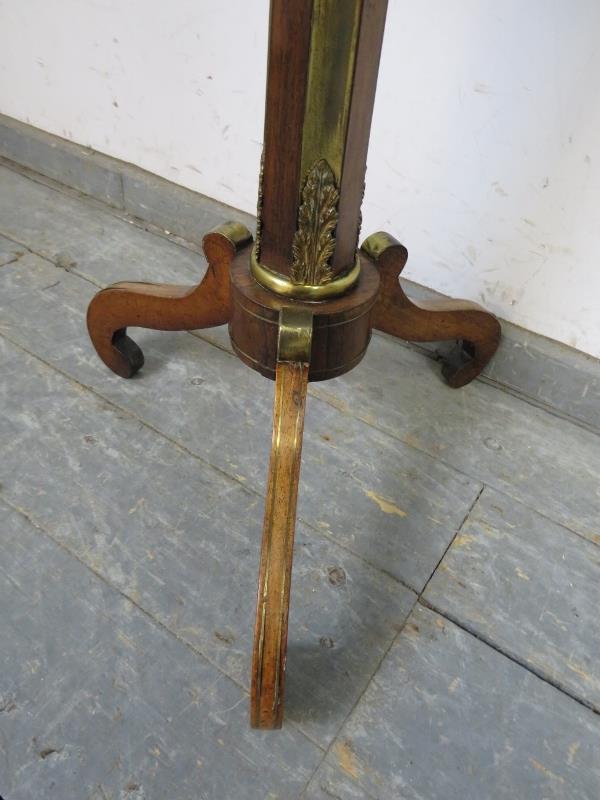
87, 0, 500, 729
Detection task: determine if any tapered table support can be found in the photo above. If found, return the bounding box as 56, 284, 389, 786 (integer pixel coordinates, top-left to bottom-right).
364, 232, 501, 387
251, 309, 313, 729
86, 223, 252, 378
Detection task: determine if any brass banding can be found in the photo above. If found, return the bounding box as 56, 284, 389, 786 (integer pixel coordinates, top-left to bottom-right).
250, 246, 360, 300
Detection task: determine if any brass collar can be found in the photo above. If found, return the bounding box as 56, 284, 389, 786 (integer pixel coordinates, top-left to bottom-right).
250, 246, 360, 301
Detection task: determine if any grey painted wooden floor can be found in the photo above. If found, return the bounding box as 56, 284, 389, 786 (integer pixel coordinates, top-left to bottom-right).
0, 163, 599, 799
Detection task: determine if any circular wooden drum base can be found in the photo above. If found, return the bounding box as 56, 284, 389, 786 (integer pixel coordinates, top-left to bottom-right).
228, 248, 381, 382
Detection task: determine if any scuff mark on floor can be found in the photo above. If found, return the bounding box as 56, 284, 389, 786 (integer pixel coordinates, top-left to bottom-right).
364, 489, 407, 518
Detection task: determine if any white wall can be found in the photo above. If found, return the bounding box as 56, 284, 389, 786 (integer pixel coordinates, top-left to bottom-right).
2, 0, 599, 357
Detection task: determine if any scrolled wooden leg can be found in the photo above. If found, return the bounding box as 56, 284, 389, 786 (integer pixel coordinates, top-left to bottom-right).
86, 222, 253, 378
251, 309, 313, 729
362, 232, 501, 388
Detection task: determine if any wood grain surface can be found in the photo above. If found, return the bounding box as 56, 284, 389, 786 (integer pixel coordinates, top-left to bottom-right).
366, 232, 501, 387
229, 247, 380, 381
251, 360, 310, 728
86, 225, 251, 378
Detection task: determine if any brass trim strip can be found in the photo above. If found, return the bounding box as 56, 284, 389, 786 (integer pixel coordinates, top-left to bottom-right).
300, 0, 363, 184
278, 308, 314, 362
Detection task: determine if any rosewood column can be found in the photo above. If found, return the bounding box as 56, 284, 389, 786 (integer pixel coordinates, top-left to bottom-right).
256, 0, 386, 287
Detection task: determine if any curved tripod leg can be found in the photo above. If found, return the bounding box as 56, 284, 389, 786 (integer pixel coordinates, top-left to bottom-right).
251, 309, 313, 729
362, 232, 501, 388
86, 221, 253, 378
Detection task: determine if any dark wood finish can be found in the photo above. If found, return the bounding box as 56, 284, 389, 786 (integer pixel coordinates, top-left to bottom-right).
259, 0, 312, 273
251, 360, 309, 729
229, 248, 380, 381
333, 0, 388, 271
86, 226, 251, 379
367, 232, 501, 388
